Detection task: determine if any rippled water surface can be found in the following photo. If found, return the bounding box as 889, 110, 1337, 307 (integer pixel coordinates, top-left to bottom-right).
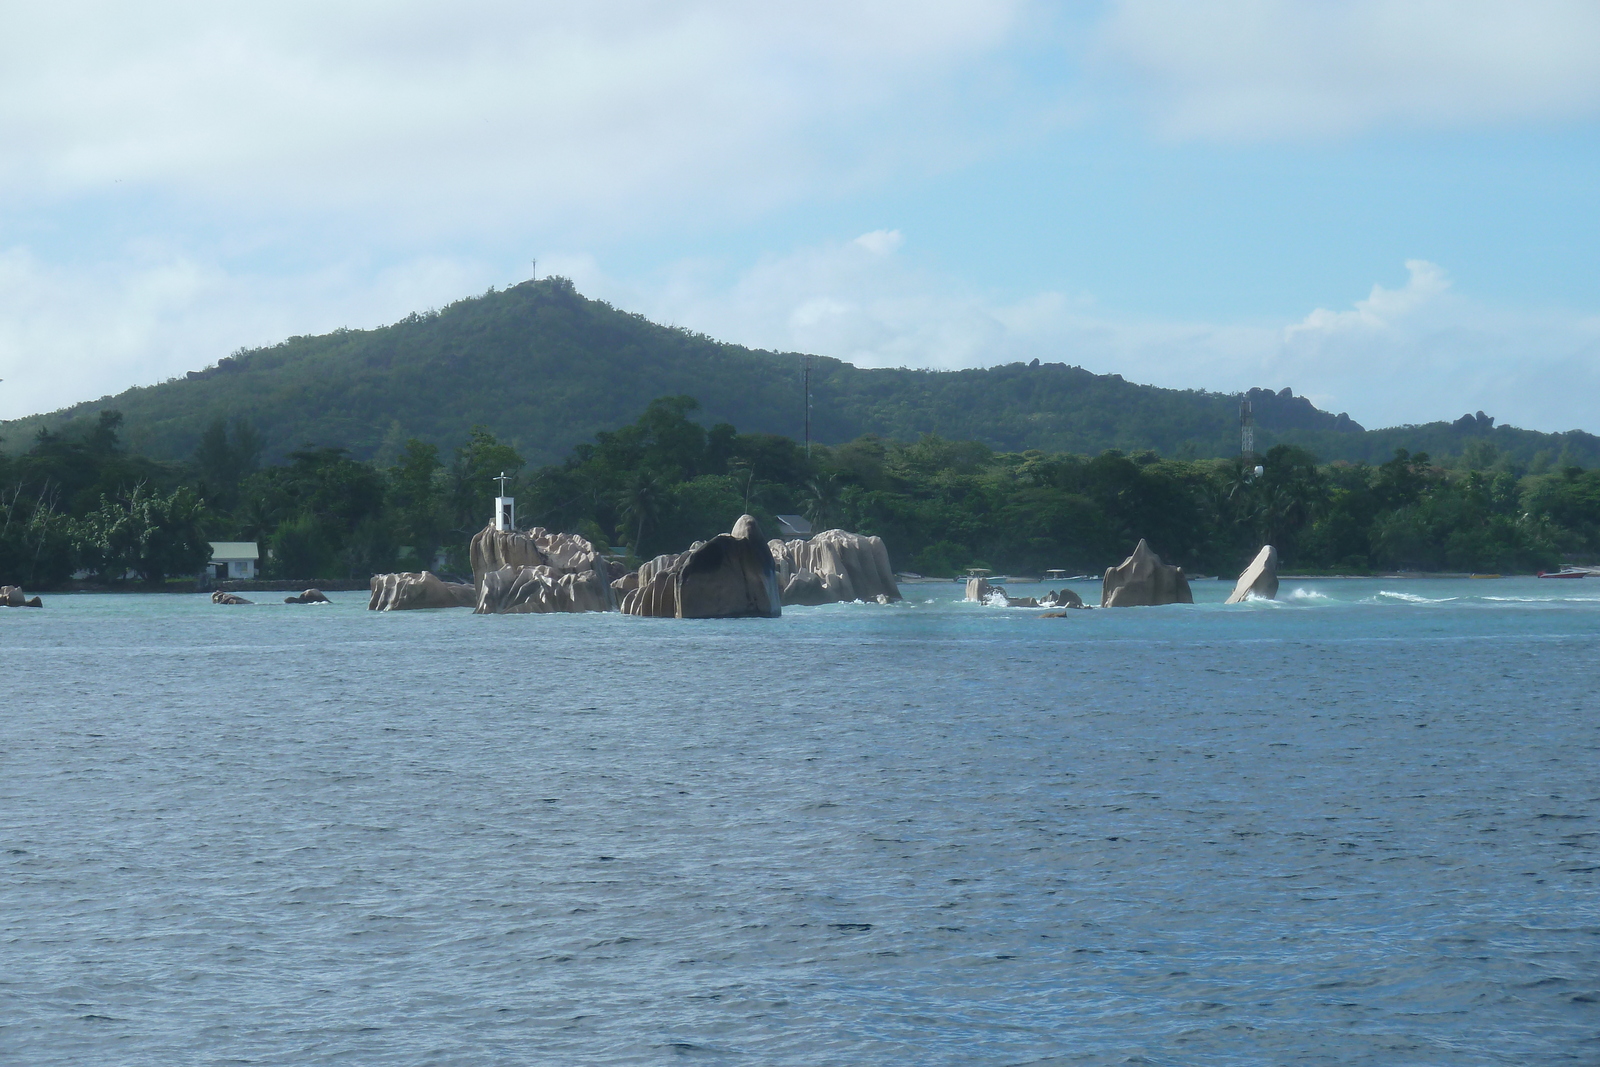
3, 578, 1598, 1065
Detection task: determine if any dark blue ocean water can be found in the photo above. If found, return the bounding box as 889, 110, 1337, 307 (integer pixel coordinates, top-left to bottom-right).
3, 579, 1598, 1065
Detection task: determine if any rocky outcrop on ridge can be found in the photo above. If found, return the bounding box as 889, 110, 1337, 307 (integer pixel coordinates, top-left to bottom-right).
470, 524, 622, 615
1, 586, 42, 607
768, 529, 900, 606
1101, 540, 1193, 607
620, 514, 781, 619
212, 591, 252, 605
369, 571, 477, 611
1226, 545, 1279, 604
285, 589, 331, 604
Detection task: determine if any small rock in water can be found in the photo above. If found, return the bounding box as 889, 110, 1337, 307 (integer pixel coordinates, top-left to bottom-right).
284, 589, 331, 604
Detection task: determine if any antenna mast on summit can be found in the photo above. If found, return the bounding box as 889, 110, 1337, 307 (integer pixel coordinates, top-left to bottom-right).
803, 355, 813, 458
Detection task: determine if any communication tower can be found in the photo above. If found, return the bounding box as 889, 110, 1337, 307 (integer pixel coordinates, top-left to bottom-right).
802, 355, 813, 458
1239, 397, 1255, 456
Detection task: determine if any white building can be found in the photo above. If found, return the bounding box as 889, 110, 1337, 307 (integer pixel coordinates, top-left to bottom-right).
207, 542, 260, 581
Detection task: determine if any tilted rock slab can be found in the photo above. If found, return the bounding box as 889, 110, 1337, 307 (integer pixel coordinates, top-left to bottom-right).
1226, 545, 1280, 604
769, 529, 901, 606
620, 514, 781, 619
471, 524, 619, 614
1101, 539, 1194, 607
369, 571, 477, 611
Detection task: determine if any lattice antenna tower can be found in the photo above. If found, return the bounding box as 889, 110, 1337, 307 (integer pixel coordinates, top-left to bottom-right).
802, 355, 813, 458
1239, 397, 1255, 456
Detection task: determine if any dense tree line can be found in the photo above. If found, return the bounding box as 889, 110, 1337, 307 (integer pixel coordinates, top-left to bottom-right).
4, 397, 1599, 589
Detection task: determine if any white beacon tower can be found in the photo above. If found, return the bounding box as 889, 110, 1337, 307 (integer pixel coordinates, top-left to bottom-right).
493, 471, 515, 532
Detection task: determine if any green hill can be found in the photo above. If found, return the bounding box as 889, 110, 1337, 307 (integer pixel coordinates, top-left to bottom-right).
5, 276, 1598, 468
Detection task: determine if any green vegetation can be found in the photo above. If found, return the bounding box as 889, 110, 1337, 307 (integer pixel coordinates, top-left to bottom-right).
6, 277, 1598, 471
5, 397, 1598, 589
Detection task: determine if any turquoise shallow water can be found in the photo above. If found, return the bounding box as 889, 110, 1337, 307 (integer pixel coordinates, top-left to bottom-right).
2, 579, 1598, 1065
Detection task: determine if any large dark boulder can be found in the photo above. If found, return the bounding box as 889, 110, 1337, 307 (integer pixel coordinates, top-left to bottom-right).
1101, 540, 1193, 608
620, 515, 781, 619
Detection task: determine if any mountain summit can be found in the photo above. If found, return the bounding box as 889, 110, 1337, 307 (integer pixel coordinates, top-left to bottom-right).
3, 277, 1595, 467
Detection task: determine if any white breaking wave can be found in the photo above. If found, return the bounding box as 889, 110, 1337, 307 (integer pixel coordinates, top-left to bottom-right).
1374, 590, 1459, 604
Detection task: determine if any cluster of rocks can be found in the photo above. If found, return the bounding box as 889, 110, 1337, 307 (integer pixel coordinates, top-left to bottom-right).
367, 514, 902, 619
769, 530, 899, 606
212, 588, 331, 605
471, 525, 623, 614
964, 539, 1280, 612
964, 577, 1085, 610
1, 586, 42, 608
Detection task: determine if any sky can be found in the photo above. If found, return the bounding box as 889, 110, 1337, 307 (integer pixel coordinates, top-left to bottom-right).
3, 0, 1600, 432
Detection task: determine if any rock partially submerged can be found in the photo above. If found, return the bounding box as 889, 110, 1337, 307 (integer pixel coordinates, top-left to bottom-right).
471, 524, 619, 615
285, 589, 330, 604
620, 514, 781, 619
768, 530, 900, 606
211, 591, 252, 605
965, 577, 995, 602
1040, 588, 1086, 609
369, 571, 477, 611
0, 586, 42, 608
1101, 540, 1193, 608
1226, 545, 1279, 604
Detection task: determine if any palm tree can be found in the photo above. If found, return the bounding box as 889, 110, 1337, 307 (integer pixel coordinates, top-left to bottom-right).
803, 473, 841, 531
617, 472, 666, 556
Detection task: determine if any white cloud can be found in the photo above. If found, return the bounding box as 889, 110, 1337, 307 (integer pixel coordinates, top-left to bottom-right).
1288, 260, 1452, 335
0, 2, 1025, 234
853, 229, 905, 256
1097, 0, 1600, 139
0, 244, 497, 419
571, 244, 1600, 435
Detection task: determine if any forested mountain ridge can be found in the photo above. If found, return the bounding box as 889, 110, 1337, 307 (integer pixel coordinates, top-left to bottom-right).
5, 276, 1598, 469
